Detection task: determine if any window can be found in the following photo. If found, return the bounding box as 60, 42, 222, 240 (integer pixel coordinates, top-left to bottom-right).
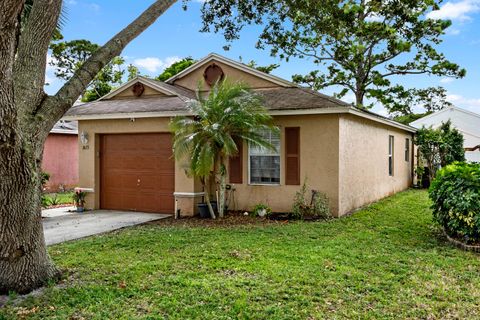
249, 130, 280, 184
405, 138, 410, 162
389, 135, 394, 176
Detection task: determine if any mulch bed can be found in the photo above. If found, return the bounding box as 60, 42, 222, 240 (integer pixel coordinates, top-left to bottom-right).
147, 214, 283, 228
148, 211, 330, 228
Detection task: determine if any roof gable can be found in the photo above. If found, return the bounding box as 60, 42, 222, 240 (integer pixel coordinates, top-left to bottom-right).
166, 53, 295, 90
99, 76, 179, 100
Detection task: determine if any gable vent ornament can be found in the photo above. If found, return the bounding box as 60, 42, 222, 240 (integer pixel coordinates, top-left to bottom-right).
203, 63, 224, 86
132, 82, 145, 97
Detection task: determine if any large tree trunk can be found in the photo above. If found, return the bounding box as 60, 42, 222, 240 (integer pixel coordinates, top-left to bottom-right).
0, 137, 60, 294
0, 0, 177, 294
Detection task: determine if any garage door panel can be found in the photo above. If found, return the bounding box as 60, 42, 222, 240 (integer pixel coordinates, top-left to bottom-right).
101, 133, 174, 213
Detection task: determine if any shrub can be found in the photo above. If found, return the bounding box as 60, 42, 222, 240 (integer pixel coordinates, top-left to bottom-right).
291, 180, 330, 220
429, 162, 480, 242
252, 203, 272, 217
415, 121, 465, 184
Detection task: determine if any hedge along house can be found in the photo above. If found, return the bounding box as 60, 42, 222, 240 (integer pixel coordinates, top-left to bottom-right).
64, 53, 416, 217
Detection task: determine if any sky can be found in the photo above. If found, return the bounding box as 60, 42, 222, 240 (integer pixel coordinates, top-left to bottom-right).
46, 0, 480, 116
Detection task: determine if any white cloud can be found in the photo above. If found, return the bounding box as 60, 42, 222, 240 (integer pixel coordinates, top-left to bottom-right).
427, 0, 480, 21
446, 27, 461, 35
440, 77, 455, 83
133, 56, 181, 73
447, 93, 480, 112
66, 0, 77, 5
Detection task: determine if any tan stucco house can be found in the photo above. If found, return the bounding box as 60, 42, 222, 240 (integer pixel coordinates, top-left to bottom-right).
64, 53, 416, 217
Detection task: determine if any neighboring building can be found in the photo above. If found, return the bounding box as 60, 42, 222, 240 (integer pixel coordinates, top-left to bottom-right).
42, 120, 79, 191
410, 106, 480, 163
64, 53, 416, 217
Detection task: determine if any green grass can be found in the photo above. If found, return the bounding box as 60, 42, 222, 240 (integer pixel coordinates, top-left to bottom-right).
43, 192, 74, 206
2, 189, 480, 319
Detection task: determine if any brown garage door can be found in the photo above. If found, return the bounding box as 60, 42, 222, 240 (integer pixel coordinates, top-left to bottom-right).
100, 133, 174, 213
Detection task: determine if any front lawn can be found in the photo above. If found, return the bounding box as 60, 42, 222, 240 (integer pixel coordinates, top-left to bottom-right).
2, 189, 480, 319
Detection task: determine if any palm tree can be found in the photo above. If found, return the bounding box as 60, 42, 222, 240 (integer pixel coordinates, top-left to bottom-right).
170, 80, 278, 218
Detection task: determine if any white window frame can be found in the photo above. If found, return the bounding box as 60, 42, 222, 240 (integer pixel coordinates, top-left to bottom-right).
389, 135, 394, 176
248, 129, 281, 186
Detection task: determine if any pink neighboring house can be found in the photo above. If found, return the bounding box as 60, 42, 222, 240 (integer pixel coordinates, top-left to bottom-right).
42, 120, 78, 192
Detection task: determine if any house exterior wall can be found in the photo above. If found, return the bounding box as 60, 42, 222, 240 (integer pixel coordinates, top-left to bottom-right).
338, 114, 414, 215
410, 107, 480, 162
42, 133, 79, 191
231, 114, 341, 215
77, 117, 202, 214
77, 113, 414, 217
172, 59, 281, 91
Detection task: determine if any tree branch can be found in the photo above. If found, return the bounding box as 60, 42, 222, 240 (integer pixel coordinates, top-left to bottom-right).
0, 0, 25, 143
13, 0, 62, 116
39, 0, 177, 127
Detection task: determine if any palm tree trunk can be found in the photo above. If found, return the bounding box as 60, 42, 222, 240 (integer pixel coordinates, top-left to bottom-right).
203, 176, 216, 219
218, 156, 226, 218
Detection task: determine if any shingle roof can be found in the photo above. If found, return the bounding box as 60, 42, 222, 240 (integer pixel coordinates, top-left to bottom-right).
65, 96, 189, 117
256, 87, 350, 110
50, 120, 78, 134
65, 85, 352, 117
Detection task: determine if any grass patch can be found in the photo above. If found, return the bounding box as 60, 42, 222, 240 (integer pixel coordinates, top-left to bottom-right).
42, 192, 74, 206
2, 190, 480, 319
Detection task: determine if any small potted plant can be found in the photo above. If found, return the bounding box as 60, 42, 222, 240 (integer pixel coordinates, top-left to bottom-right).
252, 203, 272, 217
72, 189, 87, 212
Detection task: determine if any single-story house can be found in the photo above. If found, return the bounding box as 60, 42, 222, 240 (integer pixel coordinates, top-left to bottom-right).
64, 53, 416, 217
42, 120, 79, 191
410, 106, 480, 163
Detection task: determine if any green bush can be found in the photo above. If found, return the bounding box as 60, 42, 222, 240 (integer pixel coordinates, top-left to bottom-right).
429, 162, 480, 242
251, 203, 272, 217
291, 180, 330, 220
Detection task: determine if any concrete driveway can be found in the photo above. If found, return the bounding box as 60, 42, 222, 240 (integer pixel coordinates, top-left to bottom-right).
42, 207, 170, 245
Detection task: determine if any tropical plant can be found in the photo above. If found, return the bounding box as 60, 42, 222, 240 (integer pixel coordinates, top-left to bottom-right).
429, 162, 480, 243
170, 80, 278, 218
72, 190, 87, 207
415, 120, 465, 183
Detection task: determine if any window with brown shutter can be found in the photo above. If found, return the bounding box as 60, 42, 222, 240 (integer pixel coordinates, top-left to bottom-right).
229, 138, 243, 183
285, 127, 300, 185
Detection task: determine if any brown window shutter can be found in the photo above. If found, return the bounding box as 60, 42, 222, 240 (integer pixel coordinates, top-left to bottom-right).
285, 127, 300, 185
229, 138, 243, 184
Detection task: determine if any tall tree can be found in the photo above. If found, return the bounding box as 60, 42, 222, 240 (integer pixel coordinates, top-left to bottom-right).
198, 0, 465, 114
156, 57, 196, 81
170, 81, 278, 219
0, 0, 176, 294
49, 39, 138, 101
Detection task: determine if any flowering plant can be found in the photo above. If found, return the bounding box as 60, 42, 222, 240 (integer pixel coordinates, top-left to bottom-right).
72, 189, 87, 207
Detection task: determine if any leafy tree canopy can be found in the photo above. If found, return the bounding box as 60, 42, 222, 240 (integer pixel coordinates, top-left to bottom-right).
156, 57, 197, 81
196, 0, 466, 115
393, 112, 430, 125
49, 38, 140, 102
415, 120, 465, 182
238, 57, 280, 74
